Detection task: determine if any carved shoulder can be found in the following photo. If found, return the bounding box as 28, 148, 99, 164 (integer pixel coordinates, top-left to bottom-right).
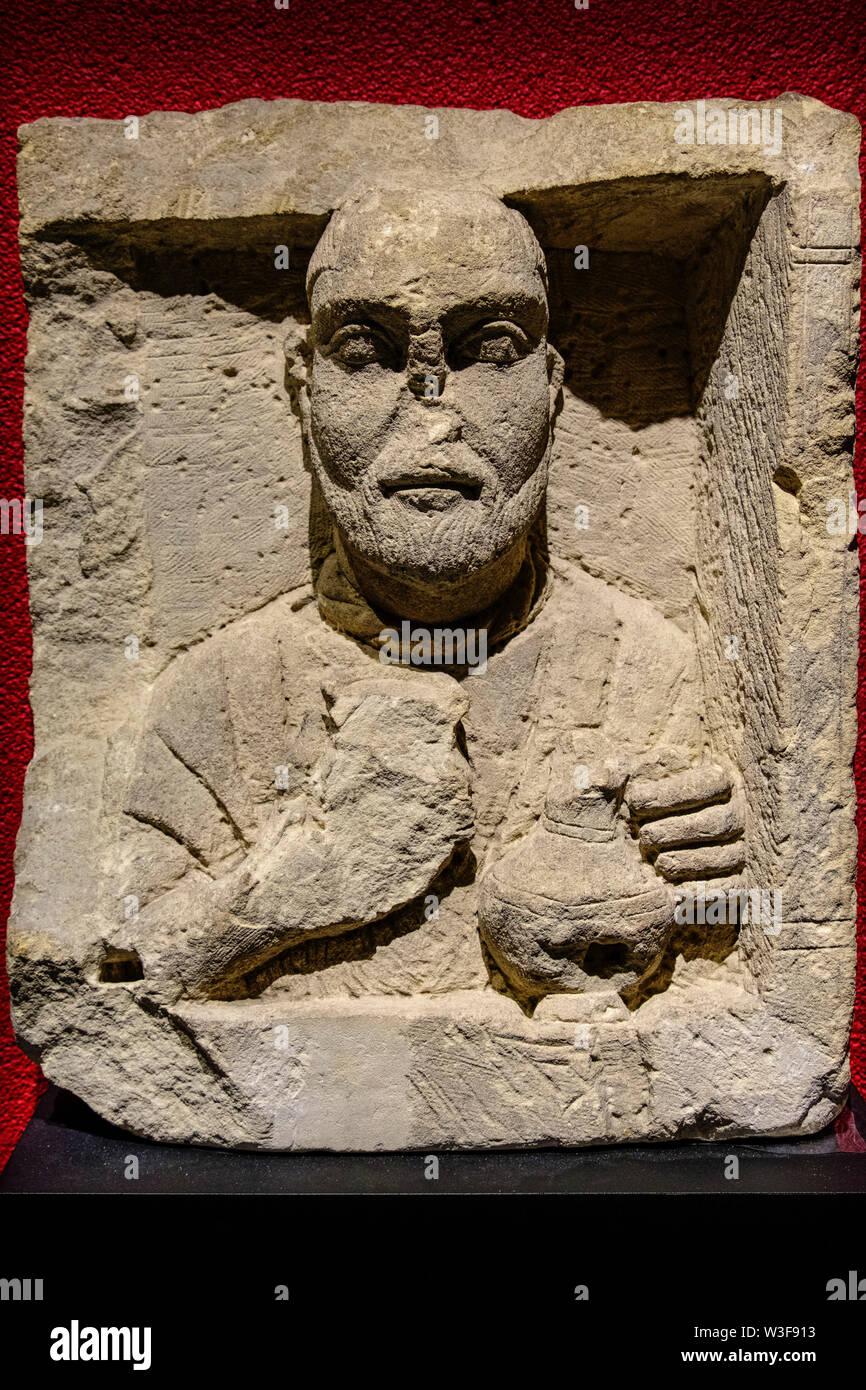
123, 602, 301, 868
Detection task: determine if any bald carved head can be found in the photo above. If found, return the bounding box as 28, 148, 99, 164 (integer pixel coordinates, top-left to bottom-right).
293, 185, 564, 623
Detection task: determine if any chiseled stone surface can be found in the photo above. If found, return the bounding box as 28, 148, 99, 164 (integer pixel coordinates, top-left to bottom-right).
9, 93, 861, 1148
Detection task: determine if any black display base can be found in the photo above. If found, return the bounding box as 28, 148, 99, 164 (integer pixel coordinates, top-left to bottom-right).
3, 1083, 866, 1193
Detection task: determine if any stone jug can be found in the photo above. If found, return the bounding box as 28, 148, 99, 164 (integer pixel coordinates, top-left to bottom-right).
479, 779, 676, 1003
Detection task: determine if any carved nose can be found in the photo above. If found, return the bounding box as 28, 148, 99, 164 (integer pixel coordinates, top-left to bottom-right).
406, 326, 447, 401
427, 415, 461, 444
407, 363, 448, 401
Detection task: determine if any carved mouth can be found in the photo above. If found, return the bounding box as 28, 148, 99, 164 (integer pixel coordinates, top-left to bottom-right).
380, 472, 482, 512
381, 472, 482, 500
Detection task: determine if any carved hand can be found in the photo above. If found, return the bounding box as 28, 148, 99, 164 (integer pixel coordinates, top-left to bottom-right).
115, 672, 473, 1001
624, 762, 746, 881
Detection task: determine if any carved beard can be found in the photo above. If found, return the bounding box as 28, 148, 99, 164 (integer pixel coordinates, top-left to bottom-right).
306, 426, 553, 587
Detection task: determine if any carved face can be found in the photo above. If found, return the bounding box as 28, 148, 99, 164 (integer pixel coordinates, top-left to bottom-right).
300, 188, 562, 596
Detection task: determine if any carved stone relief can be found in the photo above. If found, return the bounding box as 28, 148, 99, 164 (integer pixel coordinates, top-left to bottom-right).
9, 94, 860, 1148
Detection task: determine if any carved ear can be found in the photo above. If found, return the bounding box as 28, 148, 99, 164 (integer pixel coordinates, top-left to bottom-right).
547, 343, 565, 420
283, 321, 315, 470
283, 320, 314, 405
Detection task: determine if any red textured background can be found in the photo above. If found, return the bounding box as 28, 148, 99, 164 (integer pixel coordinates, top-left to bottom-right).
1, 0, 864, 1168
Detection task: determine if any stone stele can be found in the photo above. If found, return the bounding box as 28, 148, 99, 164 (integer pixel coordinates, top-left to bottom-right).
8, 94, 861, 1150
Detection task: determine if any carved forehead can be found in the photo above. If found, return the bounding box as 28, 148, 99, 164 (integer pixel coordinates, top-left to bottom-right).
306, 186, 549, 320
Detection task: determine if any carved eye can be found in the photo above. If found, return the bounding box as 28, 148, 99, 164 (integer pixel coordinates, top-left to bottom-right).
453, 322, 531, 367
328, 325, 393, 368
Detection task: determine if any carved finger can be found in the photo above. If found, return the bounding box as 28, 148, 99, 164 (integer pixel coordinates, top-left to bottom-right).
653, 842, 746, 882
639, 795, 745, 851
627, 764, 732, 820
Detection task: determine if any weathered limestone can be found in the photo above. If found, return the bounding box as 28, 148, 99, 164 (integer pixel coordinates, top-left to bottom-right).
8, 94, 861, 1148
